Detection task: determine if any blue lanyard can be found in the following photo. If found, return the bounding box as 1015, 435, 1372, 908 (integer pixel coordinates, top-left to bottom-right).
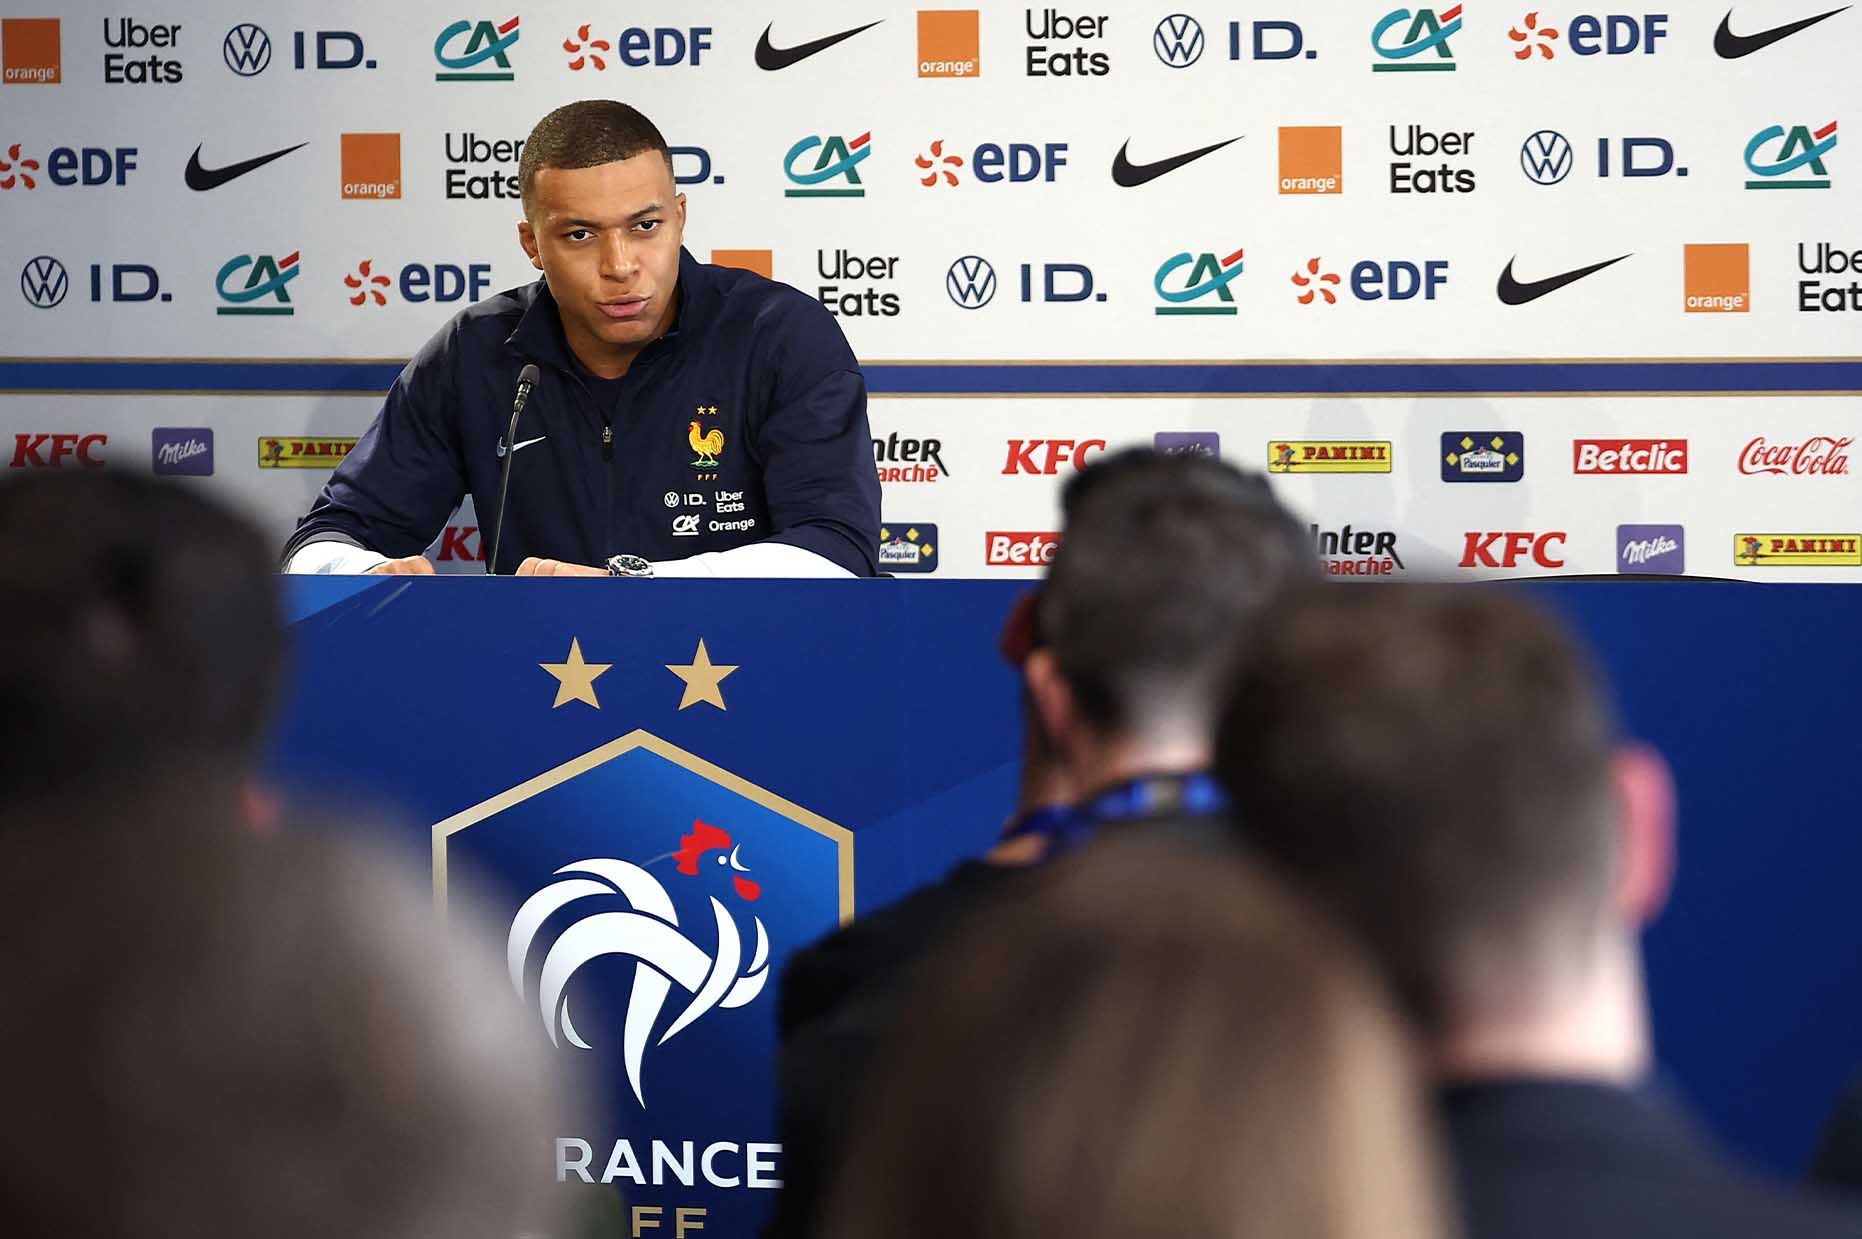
1002, 772, 1228, 856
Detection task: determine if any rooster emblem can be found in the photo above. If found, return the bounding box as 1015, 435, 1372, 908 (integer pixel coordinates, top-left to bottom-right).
507, 820, 769, 1107
688, 421, 725, 469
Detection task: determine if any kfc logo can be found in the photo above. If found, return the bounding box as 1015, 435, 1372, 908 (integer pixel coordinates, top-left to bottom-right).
1459, 531, 1567, 569
1573, 438, 1687, 474
436, 525, 484, 562
9, 432, 105, 468
986, 531, 1062, 566
1002, 438, 1105, 474
1738, 435, 1851, 476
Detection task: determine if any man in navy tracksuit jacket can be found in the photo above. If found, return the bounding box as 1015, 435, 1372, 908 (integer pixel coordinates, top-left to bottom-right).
284, 101, 879, 579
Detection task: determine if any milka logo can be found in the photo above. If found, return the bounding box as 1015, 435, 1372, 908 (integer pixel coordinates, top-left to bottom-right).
1623, 535, 1677, 565
508, 822, 769, 1108
157, 438, 209, 466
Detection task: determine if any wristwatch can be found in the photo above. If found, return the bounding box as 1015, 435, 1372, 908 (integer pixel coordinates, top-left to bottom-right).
606, 554, 654, 578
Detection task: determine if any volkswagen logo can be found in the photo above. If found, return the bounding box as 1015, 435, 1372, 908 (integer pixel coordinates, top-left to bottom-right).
223, 23, 272, 76
1520, 130, 1574, 185
20, 256, 68, 309
1153, 14, 1205, 67
945, 256, 997, 309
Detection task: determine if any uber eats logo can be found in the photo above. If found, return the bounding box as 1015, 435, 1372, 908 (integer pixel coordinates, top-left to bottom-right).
817, 249, 901, 317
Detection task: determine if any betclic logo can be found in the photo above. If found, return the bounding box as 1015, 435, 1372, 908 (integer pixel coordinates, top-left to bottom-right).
1573, 438, 1687, 474
986, 531, 1061, 567
9, 432, 105, 468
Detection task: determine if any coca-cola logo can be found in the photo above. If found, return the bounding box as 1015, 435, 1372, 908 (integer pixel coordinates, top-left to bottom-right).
1739, 435, 1852, 476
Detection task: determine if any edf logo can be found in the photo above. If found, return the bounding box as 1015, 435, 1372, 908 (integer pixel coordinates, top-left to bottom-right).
1352, 259, 1448, 299
974, 142, 1069, 183
1566, 13, 1668, 53
1003, 438, 1106, 474
345, 260, 492, 306
610, 27, 712, 65
0, 144, 138, 189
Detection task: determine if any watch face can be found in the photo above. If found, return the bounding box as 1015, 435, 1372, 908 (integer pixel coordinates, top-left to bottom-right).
609, 554, 653, 576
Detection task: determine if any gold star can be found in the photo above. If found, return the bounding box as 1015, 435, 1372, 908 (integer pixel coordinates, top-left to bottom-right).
665, 638, 738, 711
540, 637, 611, 709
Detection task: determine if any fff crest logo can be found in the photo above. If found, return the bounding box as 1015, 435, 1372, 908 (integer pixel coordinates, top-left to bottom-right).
435, 730, 851, 1112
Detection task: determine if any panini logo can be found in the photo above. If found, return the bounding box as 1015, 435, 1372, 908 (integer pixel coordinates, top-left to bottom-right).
258, 436, 356, 468
1268, 441, 1391, 473
1735, 533, 1862, 567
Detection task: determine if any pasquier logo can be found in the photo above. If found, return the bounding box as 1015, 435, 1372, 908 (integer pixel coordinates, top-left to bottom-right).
1573, 438, 1687, 474
1739, 434, 1851, 476
1460, 530, 1566, 569
986, 530, 1062, 566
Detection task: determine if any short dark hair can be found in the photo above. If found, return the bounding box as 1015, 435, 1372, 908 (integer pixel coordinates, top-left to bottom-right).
520, 99, 670, 212
1037, 448, 1314, 734
0, 818, 575, 1239
0, 472, 283, 799
1214, 585, 1620, 1032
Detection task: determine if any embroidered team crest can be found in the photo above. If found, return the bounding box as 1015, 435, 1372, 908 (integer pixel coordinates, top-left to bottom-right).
688, 420, 724, 470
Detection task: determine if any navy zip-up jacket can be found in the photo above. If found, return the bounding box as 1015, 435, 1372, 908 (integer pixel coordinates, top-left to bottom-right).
285, 248, 881, 575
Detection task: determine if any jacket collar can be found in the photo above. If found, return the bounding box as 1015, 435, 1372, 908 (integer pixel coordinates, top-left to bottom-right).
504, 246, 713, 377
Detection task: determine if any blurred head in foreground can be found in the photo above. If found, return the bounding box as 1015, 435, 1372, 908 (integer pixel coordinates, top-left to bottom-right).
825, 843, 1452, 1239
1216, 584, 1675, 1079
0, 470, 284, 824
0, 818, 576, 1239
1022, 447, 1313, 803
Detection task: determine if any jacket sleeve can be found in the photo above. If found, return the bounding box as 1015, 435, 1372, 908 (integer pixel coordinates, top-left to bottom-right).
281, 324, 467, 564
754, 310, 882, 576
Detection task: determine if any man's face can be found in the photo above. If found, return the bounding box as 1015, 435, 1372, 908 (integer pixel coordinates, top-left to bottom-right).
518, 152, 686, 376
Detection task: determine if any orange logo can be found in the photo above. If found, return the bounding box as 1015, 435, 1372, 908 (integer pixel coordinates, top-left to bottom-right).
340, 133, 401, 200
1684, 243, 1749, 313
1279, 126, 1342, 194
1508, 11, 1560, 59
918, 10, 980, 77
2, 18, 59, 84
711, 249, 773, 279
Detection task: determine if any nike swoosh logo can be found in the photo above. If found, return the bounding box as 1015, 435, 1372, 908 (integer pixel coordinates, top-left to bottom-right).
1714, 5, 1850, 57
1496, 254, 1632, 306
496, 435, 547, 458
185, 142, 307, 191
1111, 136, 1242, 187
755, 20, 883, 70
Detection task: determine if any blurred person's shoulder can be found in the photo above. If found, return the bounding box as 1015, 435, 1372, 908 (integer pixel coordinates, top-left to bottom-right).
778, 858, 1037, 1036
1443, 1080, 1862, 1239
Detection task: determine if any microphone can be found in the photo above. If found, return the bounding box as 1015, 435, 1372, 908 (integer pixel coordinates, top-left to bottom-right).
486, 363, 540, 575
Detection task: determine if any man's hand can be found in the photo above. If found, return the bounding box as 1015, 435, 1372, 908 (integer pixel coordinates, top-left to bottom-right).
516, 558, 608, 577
366, 555, 437, 575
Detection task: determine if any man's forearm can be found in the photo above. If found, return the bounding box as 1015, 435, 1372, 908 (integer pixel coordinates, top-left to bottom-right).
283, 539, 392, 575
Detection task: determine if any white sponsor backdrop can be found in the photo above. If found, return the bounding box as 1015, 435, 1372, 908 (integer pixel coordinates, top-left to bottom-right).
1, 0, 1857, 576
